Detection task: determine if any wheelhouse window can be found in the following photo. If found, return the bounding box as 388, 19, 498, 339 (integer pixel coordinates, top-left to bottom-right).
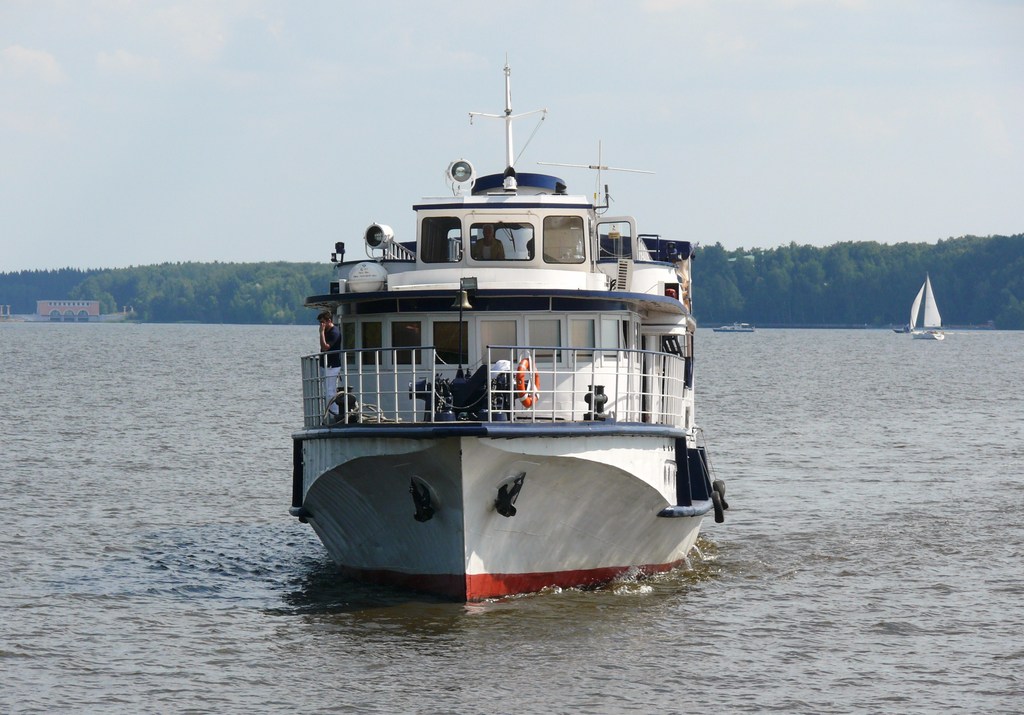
543, 216, 586, 264
469, 223, 534, 261
421, 216, 462, 263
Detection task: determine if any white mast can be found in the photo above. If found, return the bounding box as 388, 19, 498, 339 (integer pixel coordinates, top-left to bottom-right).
469, 61, 546, 191
503, 63, 514, 171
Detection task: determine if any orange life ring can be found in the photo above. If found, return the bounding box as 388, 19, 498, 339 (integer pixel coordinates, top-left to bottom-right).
515, 357, 540, 408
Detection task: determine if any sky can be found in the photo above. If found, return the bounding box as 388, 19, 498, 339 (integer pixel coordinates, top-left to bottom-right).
1, 0, 1022, 271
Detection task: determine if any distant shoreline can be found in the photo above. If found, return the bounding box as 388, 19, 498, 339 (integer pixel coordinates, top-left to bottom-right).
2, 317, 1004, 330
706, 323, 997, 330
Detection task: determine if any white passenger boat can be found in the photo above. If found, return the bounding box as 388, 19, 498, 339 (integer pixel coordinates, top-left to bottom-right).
290, 65, 728, 600
713, 322, 755, 333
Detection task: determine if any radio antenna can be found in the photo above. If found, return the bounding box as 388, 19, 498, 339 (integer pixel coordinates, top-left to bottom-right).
538, 140, 653, 209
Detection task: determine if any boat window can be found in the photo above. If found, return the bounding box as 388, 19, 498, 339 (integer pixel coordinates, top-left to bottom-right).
341, 321, 356, 365
543, 216, 585, 264
361, 321, 382, 366
392, 320, 422, 365
421, 216, 463, 263
480, 319, 517, 364
597, 221, 632, 259
528, 318, 561, 361
362, 321, 382, 348
433, 320, 468, 366
469, 222, 534, 261
570, 318, 595, 359
600, 317, 620, 360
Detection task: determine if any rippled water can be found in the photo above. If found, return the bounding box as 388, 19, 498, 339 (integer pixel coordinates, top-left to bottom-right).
1, 323, 1021, 713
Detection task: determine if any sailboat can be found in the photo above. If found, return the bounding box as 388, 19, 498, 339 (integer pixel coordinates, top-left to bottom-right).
909, 274, 944, 340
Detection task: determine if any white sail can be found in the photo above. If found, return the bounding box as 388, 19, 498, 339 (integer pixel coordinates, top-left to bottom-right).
910, 283, 926, 329
909, 274, 944, 339
922, 275, 942, 328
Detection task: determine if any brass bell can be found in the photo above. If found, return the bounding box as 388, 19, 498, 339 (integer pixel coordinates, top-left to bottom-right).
451, 290, 473, 310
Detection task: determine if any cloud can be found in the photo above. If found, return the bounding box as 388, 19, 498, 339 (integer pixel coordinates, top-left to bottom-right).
973, 101, 1015, 157
1, 44, 67, 84
156, 3, 229, 62
704, 31, 752, 60
0, 108, 65, 136
774, 0, 867, 8
643, 0, 709, 10
96, 49, 162, 79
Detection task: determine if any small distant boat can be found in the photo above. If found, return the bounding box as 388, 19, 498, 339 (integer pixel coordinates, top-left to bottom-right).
908, 274, 944, 341
713, 322, 755, 333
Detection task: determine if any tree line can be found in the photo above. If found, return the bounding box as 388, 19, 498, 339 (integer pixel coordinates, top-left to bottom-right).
695, 234, 1024, 329
2, 234, 1022, 328
0, 262, 333, 325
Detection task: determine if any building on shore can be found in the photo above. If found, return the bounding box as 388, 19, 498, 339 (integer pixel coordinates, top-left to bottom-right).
36, 300, 101, 322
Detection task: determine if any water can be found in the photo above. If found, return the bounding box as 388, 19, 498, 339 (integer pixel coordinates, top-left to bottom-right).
1, 323, 1021, 713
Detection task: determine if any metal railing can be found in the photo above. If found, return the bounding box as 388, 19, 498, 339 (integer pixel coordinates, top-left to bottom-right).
300, 345, 689, 429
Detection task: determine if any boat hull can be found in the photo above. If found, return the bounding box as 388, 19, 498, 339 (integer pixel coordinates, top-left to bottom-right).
294, 428, 709, 600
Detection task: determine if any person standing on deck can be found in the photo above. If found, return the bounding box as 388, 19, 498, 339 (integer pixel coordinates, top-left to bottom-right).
318, 310, 341, 414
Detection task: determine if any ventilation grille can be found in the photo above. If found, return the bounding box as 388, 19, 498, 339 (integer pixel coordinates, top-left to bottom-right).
615, 259, 633, 291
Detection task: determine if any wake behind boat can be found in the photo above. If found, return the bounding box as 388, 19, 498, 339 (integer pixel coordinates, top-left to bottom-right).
909, 274, 944, 340
289, 65, 728, 601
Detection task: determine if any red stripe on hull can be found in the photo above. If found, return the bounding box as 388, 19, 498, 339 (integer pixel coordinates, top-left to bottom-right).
465, 560, 685, 600
342, 560, 688, 601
